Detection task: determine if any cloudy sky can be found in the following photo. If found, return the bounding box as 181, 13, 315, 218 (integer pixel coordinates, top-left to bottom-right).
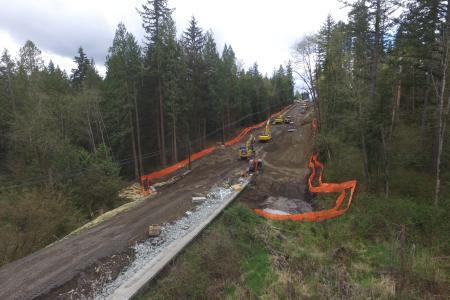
0, 0, 348, 78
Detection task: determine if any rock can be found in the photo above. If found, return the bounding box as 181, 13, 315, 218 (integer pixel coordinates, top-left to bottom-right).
148, 224, 161, 237
231, 184, 243, 191
192, 196, 206, 203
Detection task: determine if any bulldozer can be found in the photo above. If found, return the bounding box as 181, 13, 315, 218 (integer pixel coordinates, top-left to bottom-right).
239, 134, 255, 159
258, 119, 272, 142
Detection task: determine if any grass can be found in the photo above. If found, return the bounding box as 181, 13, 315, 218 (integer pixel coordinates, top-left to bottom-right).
138, 148, 450, 300
138, 193, 449, 300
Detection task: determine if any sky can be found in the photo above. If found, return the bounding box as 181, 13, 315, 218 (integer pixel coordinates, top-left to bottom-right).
0, 0, 348, 80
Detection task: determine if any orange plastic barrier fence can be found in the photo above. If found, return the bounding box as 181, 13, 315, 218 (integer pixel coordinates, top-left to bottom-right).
140, 105, 291, 195
254, 119, 357, 222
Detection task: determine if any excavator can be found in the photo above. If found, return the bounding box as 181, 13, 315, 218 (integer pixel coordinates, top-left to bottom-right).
239, 134, 255, 159
258, 119, 272, 142
273, 114, 285, 124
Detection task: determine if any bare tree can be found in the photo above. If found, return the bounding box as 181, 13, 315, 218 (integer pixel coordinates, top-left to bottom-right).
432, 24, 450, 206
292, 35, 321, 122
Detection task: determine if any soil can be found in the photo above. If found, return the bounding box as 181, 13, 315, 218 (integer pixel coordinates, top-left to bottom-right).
239, 106, 315, 212
0, 103, 313, 300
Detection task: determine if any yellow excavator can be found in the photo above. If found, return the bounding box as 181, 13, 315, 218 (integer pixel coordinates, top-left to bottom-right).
273, 114, 285, 124
258, 119, 272, 142
239, 134, 255, 159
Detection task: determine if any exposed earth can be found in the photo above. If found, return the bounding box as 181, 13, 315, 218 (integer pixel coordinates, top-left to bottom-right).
0, 103, 313, 300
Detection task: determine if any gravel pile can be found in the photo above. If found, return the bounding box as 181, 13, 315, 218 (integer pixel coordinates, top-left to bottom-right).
95, 178, 247, 299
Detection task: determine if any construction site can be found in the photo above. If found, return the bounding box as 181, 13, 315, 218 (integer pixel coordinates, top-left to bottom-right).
0, 102, 325, 300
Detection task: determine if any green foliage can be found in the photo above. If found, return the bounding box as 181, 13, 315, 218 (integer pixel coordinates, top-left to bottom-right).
0, 188, 81, 267
70, 145, 125, 217
242, 248, 275, 296
140, 197, 449, 299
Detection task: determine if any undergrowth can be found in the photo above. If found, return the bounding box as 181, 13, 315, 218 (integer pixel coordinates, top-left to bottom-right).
139, 193, 449, 299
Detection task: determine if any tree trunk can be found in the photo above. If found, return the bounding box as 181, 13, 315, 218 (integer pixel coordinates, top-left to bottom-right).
370, 0, 382, 100
201, 118, 206, 149
158, 78, 167, 167
222, 110, 226, 143
133, 85, 144, 177
381, 126, 389, 198
434, 2, 450, 206
361, 128, 370, 189
129, 111, 139, 180
358, 97, 370, 188
172, 114, 178, 163
411, 68, 416, 113
87, 113, 96, 153
96, 107, 106, 146
6, 71, 16, 118
390, 66, 402, 137
420, 74, 430, 146
156, 112, 162, 165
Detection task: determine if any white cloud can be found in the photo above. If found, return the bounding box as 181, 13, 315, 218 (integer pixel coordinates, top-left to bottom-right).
0, 0, 348, 79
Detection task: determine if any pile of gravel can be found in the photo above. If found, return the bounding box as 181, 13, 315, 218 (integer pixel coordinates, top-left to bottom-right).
95, 178, 247, 299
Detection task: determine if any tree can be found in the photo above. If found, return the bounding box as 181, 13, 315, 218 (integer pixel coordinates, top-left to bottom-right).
432, 0, 450, 205
220, 45, 238, 139
182, 16, 207, 148
71, 47, 91, 88
105, 23, 144, 179
292, 35, 320, 122
0, 49, 17, 118
203, 31, 222, 139
139, 0, 174, 167
18, 40, 43, 76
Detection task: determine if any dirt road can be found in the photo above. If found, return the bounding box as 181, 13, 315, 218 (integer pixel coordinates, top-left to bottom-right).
0, 104, 310, 300
240, 106, 314, 212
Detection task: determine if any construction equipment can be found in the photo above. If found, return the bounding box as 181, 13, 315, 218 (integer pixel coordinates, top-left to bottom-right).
239, 134, 255, 159
273, 114, 285, 124
258, 119, 272, 142
248, 158, 263, 174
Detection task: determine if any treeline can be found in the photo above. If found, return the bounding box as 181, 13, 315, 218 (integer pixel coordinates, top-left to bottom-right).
0, 0, 293, 266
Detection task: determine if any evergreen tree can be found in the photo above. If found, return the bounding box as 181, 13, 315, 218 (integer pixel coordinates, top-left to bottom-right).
139, 0, 174, 167
182, 16, 207, 148
71, 47, 91, 88
105, 23, 144, 179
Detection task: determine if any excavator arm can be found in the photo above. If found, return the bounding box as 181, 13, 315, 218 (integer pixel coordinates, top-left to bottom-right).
258, 119, 272, 142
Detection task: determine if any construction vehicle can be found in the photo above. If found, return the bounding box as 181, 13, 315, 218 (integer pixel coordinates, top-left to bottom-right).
258, 119, 272, 142
239, 134, 255, 159
273, 114, 285, 124
248, 158, 263, 174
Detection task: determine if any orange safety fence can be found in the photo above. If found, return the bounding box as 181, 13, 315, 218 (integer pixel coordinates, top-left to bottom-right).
140, 105, 292, 195
254, 119, 357, 222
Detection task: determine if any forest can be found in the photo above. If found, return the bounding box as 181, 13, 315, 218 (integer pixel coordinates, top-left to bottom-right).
0, 0, 293, 266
